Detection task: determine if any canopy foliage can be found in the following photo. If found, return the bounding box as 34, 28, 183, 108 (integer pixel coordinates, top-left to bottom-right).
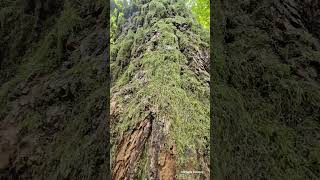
110, 0, 210, 42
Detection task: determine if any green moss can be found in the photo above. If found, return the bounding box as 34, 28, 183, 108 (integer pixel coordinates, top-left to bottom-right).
149, 1, 166, 15
142, 0, 167, 26
21, 111, 43, 132
0, 1, 108, 179
211, 1, 320, 177
170, 0, 189, 17
112, 46, 209, 165
136, 146, 150, 179
110, 0, 210, 174
0, 0, 82, 100
56, 0, 81, 60
46, 86, 107, 179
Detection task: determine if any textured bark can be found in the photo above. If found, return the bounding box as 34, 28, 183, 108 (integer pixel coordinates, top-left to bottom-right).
0, 0, 109, 179
149, 115, 162, 180
112, 118, 152, 179
111, 0, 210, 179
212, 0, 320, 179
159, 146, 177, 180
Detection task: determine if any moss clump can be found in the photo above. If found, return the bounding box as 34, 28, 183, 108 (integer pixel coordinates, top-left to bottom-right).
148, 1, 166, 16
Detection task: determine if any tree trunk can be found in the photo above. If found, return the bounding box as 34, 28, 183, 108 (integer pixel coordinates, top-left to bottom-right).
212, 0, 320, 179
111, 0, 210, 179
0, 0, 109, 179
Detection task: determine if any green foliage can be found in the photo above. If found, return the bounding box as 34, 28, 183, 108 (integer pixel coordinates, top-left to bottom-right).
110, 0, 128, 43
110, 0, 210, 43
189, 0, 210, 29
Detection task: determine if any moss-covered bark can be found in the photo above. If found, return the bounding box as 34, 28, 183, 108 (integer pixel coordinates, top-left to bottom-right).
111, 0, 210, 179
0, 0, 109, 179
212, 0, 320, 179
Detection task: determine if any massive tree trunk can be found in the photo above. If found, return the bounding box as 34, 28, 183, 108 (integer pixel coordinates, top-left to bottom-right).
212, 0, 320, 179
0, 0, 109, 179
110, 0, 210, 179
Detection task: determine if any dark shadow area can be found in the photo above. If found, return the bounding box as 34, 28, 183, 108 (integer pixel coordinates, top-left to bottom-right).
0, 0, 110, 179
211, 0, 320, 179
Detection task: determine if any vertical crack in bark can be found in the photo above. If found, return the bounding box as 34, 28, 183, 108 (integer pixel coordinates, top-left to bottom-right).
112, 107, 179, 179
111, 115, 153, 180
149, 112, 161, 179
111, 0, 209, 179
150, 115, 177, 180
